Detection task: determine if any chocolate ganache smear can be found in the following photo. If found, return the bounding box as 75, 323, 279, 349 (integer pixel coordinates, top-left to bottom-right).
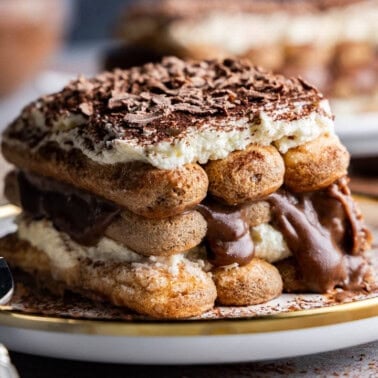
18, 172, 120, 246
268, 178, 370, 292
197, 200, 254, 266
197, 177, 370, 292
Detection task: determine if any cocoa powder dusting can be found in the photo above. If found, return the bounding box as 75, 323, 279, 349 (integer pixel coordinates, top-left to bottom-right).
5, 57, 326, 152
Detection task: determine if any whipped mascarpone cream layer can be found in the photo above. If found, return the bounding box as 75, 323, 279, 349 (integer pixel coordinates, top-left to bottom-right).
3, 58, 335, 170
17, 216, 291, 271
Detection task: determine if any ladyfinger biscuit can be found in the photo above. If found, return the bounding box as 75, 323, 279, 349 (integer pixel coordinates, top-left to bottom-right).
212, 258, 283, 306
244, 200, 271, 227
4, 170, 207, 255
283, 134, 349, 192
105, 209, 207, 256
204, 144, 285, 205
2, 143, 208, 219
0, 233, 217, 319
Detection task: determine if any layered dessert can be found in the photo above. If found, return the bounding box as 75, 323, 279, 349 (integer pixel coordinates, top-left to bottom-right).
0, 57, 373, 319
106, 0, 378, 113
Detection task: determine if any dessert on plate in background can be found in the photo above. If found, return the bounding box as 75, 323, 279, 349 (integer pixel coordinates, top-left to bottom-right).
105, 0, 378, 113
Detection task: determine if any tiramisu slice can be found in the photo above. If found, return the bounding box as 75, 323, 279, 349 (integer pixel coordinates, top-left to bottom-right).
108, 0, 378, 112
1, 58, 373, 318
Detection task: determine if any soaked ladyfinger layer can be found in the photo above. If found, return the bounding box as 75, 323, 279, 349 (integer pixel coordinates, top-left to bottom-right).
2, 143, 209, 219
4, 170, 207, 255
4, 170, 279, 258
0, 231, 217, 319
203, 133, 349, 205
4, 215, 285, 316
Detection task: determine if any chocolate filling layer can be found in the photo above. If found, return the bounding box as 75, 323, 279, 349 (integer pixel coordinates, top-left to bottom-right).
196, 200, 254, 267
268, 178, 369, 292
18, 172, 120, 246
14, 171, 369, 292
197, 178, 369, 291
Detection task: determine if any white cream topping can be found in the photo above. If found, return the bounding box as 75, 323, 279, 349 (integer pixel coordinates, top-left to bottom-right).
16, 217, 144, 269
6, 99, 335, 170
16, 217, 207, 276
167, 1, 378, 54
252, 223, 292, 263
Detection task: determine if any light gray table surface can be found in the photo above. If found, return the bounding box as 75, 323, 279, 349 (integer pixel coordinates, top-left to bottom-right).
7, 341, 378, 377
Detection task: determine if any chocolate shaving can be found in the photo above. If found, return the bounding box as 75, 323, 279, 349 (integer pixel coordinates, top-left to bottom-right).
124, 111, 165, 124
5, 57, 327, 150
79, 102, 93, 116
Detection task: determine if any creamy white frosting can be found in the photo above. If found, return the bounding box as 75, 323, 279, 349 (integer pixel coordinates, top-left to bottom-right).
252, 223, 292, 263
17, 217, 144, 269
5, 99, 335, 170
16, 215, 293, 272
16, 217, 207, 276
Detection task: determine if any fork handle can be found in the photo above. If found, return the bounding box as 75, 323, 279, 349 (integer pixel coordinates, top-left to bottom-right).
0, 344, 19, 378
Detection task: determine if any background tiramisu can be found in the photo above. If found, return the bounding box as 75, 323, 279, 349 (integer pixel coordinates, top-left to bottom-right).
107, 0, 378, 113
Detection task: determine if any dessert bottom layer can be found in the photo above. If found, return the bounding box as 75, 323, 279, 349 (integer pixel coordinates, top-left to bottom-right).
1, 170, 373, 319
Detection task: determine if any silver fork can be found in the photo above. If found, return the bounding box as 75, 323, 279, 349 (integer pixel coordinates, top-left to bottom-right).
0, 258, 19, 378
0, 258, 13, 306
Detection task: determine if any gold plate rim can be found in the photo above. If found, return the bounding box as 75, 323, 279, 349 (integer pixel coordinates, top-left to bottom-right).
0, 201, 377, 337
0, 296, 377, 337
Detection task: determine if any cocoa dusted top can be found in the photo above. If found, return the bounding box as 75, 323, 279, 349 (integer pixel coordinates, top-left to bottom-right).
6, 57, 325, 151
125, 0, 365, 19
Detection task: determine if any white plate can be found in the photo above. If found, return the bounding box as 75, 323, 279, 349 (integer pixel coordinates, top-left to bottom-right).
0, 201, 377, 365
0, 313, 377, 365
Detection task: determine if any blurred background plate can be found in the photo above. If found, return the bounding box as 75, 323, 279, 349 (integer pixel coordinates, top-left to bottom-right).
335, 113, 378, 157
